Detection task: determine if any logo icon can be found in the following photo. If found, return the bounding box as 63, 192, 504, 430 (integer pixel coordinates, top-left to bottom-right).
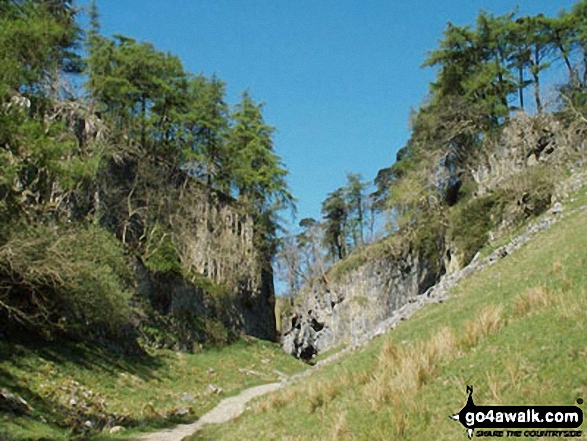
450, 385, 476, 439
450, 386, 583, 439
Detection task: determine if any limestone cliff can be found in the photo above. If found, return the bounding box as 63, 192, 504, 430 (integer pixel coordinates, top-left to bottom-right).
282, 249, 440, 359
282, 113, 586, 359
136, 187, 276, 348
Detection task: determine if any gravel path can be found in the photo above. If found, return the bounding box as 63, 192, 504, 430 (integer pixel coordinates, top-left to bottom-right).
133, 382, 282, 441
132, 193, 587, 441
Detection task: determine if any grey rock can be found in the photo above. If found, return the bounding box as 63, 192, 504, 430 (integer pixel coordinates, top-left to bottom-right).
109, 426, 125, 434
283, 198, 579, 359
551, 202, 563, 214
180, 393, 195, 402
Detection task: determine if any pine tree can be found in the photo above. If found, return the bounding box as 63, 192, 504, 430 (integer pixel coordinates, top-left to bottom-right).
227, 92, 293, 257
321, 188, 348, 261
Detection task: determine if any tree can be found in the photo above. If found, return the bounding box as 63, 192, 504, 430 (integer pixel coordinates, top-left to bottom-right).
276, 234, 303, 305
180, 75, 230, 189
571, 0, 587, 85
474, 11, 517, 117
321, 188, 348, 261
297, 217, 327, 282
227, 92, 293, 258
344, 172, 369, 247
0, 0, 95, 227
0, 0, 81, 97
86, 29, 187, 163
509, 16, 551, 113
545, 12, 578, 85
424, 15, 513, 126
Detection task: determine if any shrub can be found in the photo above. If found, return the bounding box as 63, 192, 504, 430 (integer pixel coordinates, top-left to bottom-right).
144, 231, 182, 275
0, 223, 133, 337
449, 195, 501, 264
412, 209, 446, 273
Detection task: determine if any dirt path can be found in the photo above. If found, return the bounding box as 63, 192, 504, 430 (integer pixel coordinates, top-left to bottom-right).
134, 382, 282, 441
131, 193, 587, 441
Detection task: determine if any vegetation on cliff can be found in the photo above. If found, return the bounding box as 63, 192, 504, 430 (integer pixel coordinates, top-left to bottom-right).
192, 171, 587, 441
0, 0, 292, 346
277, 1, 587, 307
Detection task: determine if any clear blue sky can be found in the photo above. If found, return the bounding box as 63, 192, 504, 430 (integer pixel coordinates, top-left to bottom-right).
87, 0, 576, 226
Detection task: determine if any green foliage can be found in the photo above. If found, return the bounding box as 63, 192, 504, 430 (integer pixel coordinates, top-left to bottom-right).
226, 92, 294, 258
144, 232, 182, 275
321, 188, 348, 261
449, 195, 502, 263
86, 31, 188, 162
0, 223, 133, 336
183, 268, 225, 296
198, 317, 232, 346
411, 208, 447, 273
181, 75, 231, 189
0, 0, 81, 95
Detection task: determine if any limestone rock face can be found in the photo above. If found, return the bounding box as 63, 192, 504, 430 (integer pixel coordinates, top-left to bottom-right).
281, 114, 587, 359
282, 251, 440, 359
135, 191, 276, 347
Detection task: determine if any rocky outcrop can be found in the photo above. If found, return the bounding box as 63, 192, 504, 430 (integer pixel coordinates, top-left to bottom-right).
283, 199, 586, 360
135, 189, 276, 348
282, 250, 442, 359
135, 260, 276, 348
282, 114, 587, 359
471, 112, 586, 196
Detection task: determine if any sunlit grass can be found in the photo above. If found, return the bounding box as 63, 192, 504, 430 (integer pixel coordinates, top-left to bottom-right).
0, 338, 306, 440
191, 186, 587, 441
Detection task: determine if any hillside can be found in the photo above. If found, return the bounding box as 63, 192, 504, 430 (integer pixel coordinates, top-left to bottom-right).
3, 1, 587, 440
191, 183, 587, 440
0, 338, 306, 440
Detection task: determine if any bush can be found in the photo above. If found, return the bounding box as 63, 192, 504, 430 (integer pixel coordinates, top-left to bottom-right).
0, 223, 133, 337
449, 196, 500, 264
449, 165, 555, 264
412, 209, 446, 273
144, 231, 182, 275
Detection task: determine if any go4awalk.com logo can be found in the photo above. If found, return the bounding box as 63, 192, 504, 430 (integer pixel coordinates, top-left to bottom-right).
450, 386, 584, 439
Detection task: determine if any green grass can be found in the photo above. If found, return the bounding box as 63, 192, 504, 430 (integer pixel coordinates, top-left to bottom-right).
191, 185, 587, 441
0, 337, 306, 440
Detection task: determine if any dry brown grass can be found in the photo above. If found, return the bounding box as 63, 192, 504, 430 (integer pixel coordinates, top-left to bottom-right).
362, 306, 505, 413
504, 360, 525, 394
329, 412, 352, 440
557, 289, 585, 319
363, 327, 459, 412
390, 396, 408, 439
459, 305, 503, 349
552, 261, 564, 273
254, 386, 300, 413
486, 371, 502, 403
305, 381, 339, 414
513, 286, 551, 318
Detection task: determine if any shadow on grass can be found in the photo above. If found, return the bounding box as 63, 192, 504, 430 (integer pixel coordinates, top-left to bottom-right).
0, 334, 162, 382
0, 337, 206, 439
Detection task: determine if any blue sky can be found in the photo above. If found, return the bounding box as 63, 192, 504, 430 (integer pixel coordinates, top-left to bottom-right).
88, 0, 576, 226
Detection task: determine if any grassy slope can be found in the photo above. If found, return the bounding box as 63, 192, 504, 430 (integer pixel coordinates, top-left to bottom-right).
192, 185, 587, 441
0, 338, 306, 440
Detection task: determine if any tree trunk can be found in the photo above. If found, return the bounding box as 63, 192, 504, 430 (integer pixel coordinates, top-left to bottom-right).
495, 49, 509, 115
357, 196, 364, 245
558, 44, 577, 85
532, 70, 542, 113
141, 96, 146, 150
518, 66, 525, 111
532, 49, 542, 113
